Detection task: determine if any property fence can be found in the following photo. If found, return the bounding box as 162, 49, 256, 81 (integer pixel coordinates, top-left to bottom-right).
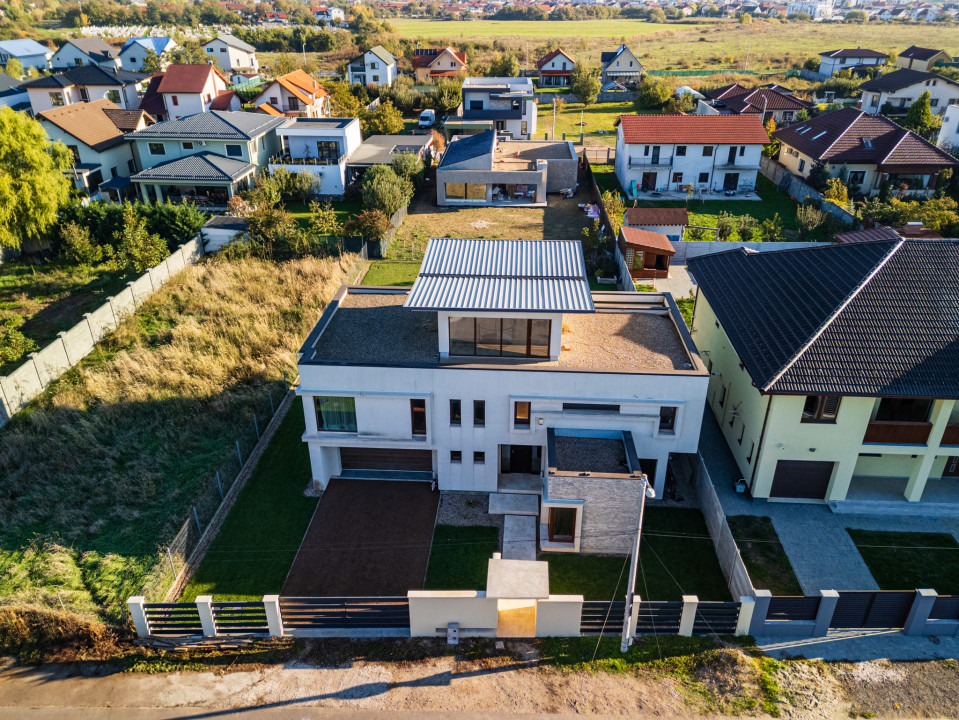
669, 240, 831, 263
799, 68, 831, 83
580, 146, 616, 165
759, 156, 857, 227
0, 237, 203, 429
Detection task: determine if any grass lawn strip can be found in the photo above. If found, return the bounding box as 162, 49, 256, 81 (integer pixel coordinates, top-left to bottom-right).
536, 101, 635, 146
361, 261, 421, 287
287, 199, 363, 231
847, 529, 959, 593
727, 516, 802, 596
425, 525, 501, 591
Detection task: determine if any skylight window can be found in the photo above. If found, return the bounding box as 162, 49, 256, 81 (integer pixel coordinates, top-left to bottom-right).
861, 137, 873, 149
812, 130, 828, 140
796, 126, 810, 134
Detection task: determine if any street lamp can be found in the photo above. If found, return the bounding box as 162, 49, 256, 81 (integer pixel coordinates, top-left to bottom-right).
621, 474, 656, 653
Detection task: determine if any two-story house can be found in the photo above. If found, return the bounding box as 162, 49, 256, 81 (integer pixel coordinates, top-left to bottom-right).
126, 111, 284, 206
51, 38, 120, 70
859, 68, 959, 116
119, 37, 178, 72
38, 98, 153, 200
0, 75, 29, 112
346, 46, 397, 88
296, 237, 708, 554
447, 77, 538, 140
536, 49, 574, 88
139, 64, 240, 122
817, 48, 888, 77
774, 107, 959, 197
203, 34, 258, 72
0, 39, 52, 74
600, 44, 643, 86
269, 116, 362, 197
412, 47, 467, 82
897, 46, 953, 72
701, 83, 812, 125
252, 69, 329, 117
687, 240, 959, 509
311, 5, 346, 23
614, 114, 769, 196
21, 66, 147, 115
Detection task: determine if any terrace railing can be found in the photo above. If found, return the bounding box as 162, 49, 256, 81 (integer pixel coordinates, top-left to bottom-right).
268, 152, 346, 167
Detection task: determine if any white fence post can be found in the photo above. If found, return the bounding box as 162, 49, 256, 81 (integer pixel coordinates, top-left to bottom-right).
196, 595, 217, 637
679, 595, 698, 637
128, 596, 151, 638
263, 594, 284, 637
736, 596, 755, 636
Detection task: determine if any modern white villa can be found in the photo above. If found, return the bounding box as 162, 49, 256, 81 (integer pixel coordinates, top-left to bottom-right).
269, 117, 362, 198
296, 238, 709, 553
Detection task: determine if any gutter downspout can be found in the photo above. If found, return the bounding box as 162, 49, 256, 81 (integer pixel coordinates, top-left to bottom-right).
748, 393, 772, 497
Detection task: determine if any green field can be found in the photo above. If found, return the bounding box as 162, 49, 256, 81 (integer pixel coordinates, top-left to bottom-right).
390, 18, 694, 40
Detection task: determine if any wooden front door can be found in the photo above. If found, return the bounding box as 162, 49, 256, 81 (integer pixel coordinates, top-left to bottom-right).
548, 507, 577, 542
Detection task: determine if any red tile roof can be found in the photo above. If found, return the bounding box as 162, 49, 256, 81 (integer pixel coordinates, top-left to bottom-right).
209, 90, 239, 110
619, 226, 676, 254
412, 47, 466, 69
624, 207, 689, 227
617, 114, 770, 145
157, 64, 223, 94
536, 48, 573, 70
255, 102, 284, 116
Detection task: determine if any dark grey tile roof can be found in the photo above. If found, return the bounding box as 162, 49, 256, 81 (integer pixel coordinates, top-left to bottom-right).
131, 151, 255, 182
127, 111, 285, 140
20, 65, 146, 89
438, 130, 494, 167
859, 68, 958, 93
688, 240, 959, 398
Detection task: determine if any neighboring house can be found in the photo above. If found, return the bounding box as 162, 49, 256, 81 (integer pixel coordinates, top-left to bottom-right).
0, 75, 29, 112
817, 48, 888, 77
203, 34, 258, 71
252, 69, 329, 117
201, 214, 249, 251
775, 108, 959, 197
311, 5, 346, 23
412, 47, 467, 82
858, 68, 959, 116
623, 207, 689, 242
140, 64, 239, 122
614, 114, 769, 196
38, 98, 153, 200
447, 76, 537, 140
21, 65, 147, 115
938, 104, 959, 152
701, 83, 812, 125
0, 38, 52, 73
296, 237, 708, 553
687, 240, 959, 507
51, 38, 121, 70
536, 48, 574, 88
269, 117, 362, 197
346, 133, 434, 184
616, 226, 676, 281
126, 111, 284, 205
785, 0, 833, 19
346, 45, 397, 87
119, 37, 178, 72
436, 130, 577, 206
600, 44, 643, 85
896, 46, 953, 72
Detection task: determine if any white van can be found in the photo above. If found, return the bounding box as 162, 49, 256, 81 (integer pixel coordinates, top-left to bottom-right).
418, 109, 435, 128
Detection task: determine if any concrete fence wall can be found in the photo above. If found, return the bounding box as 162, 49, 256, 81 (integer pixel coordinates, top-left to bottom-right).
759, 156, 857, 227
0, 238, 202, 429
670, 240, 831, 263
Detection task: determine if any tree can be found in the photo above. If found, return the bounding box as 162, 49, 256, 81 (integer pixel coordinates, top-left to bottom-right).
246, 203, 299, 259
489, 52, 520, 78
362, 165, 413, 217
60, 222, 103, 267
806, 160, 830, 191
649, 7, 667, 22
763, 118, 780, 158
903, 90, 935, 137
570, 64, 601, 106
758, 213, 783, 242
796, 204, 824, 240
845, 9, 868, 22
803, 57, 820, 71
362, 99, 404, 136
601, 189, 624, 240
736, 214, 757, 241
273, 53, 298, 76
0, 108, 73, 250
635, 76, 672, 111
328, 82, 364, 117
738, 11, 752, 23
392, 151, 425, 182
141, 49, 162, 74
343, 208, 389, 240
113, 204, 168, 272
428, 79, 462, 114
4, 58, 23, 79
715, 211, 736, 241
823, 177, 849, 206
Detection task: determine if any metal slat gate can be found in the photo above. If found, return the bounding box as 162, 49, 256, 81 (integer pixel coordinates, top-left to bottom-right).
830, 591, 915, 629
279, 596, 411, 632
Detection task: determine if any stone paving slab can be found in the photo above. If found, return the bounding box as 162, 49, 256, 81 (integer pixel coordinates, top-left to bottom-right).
503, 514, 537, 561
489, 493, 539, 516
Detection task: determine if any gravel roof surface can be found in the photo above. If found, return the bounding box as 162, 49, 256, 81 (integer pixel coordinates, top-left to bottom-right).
553, 436, 629, 474
558, 311, 690, 371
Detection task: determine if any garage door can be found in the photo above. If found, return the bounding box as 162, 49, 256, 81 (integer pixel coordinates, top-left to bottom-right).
769, 460, 834, 499
340, 447, 433, 472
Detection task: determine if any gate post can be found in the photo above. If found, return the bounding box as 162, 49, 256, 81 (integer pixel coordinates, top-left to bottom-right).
813, 590, 839, 637
196, 595, 217, 637
736, 596, 755, 636
904, 589, 937, 636
263, 594, 284, 637
127, 596, 150, 638
749, 589, 772, 637
679, 595, 698, 637
628, 595, 641, 643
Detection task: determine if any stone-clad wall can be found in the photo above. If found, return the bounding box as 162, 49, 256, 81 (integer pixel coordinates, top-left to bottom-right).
547, 475, 644, 554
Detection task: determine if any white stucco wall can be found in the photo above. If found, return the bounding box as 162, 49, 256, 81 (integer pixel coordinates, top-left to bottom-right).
51, 44, 120, 70
204, 39, 258, 70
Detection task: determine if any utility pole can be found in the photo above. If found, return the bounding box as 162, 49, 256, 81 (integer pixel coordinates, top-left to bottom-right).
302, 42, 307, 66
744, 42, 750, 72
621, 474, 655, 653
552, 97, 557, 140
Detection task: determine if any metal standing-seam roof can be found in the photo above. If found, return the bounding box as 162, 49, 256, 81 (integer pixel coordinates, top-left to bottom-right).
406, 238, 594, 313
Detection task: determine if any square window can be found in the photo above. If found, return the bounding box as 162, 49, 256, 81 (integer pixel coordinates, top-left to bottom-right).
703, 146, 713, 156
314, 396, 357, 432
474, 400, 485, 427
676, 145, 687, 156
514, 401, 531, 428
182, 142, 194, 150
148, 142, 165, 155
450, 399, 461, 426
474, 451, 485, 464
672, 172, 683, 184
225, 145, 242, 157
698, 172, 709, 183
659, 407, 677, 433
451, 450, 462, 463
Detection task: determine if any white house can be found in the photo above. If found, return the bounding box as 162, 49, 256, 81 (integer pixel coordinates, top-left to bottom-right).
346, 46, 397, 88
118, 37, 178, 72
139, 64, 239, 122
786, 0, 833, 18
536, 48, 574, 88
448, 76, 537, 140
21, 66, 147, 115
269, 117, 362, 198
0, 75, 28, 112
614, 114, 769, 197
858, 69, 959, 116
311, 5, 346, 23
296, 237, 708, 554
0, 38, 52, 73
938, 105, 959, 153
51, 38, 121, 70
817, 48, 888, 77
600, 44, 643, 85
203, 34, 258, 72
252, 69, 330, 117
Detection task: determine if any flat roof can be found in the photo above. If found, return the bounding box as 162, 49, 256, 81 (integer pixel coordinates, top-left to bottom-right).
279, 117, 356, 131
300, 288, 700, 374
492, 140, 575, 171
553, 436, 629, 474
347, 134, 432, 166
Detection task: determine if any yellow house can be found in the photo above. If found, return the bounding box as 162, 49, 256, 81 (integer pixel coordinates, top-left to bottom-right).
687, 240, 959, 507
412, 47, 467, 83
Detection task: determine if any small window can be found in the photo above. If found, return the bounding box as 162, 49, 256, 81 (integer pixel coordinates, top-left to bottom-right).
672, 172, 683, 184
798, 159, 806, 173
107, 89, 121, 103
718, 384, 727, 407
148, 142, 165, 156
802, 395, 840, 423
698, 172, 709, 183
562, 403, 620, 413
644, 145, 650, 156
703, 146, 713, 156
182, 142, 194, 150
225, 144, 242, 157
474, 400, 485, 427
410, 399, 427, 436
474, 451, 485, 464
514, 401, 531, 429
659, 407, 677, 433
171, 95, 178, 106
676, 145, 686, 156
50, 91, 65, 106
451, 450, 462, 463
450, 399, 461, 426
206, 47, 214, 52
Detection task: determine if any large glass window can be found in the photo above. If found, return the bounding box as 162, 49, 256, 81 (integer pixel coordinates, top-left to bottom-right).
148, 142, 165, 156
316, 140, 340, 163
448, 317, 551, 358
445, 183, 466, 200
225, 144, 243, 157
449, 316, 475, 355
314, 396, 357, 432
410, 399, 427, 435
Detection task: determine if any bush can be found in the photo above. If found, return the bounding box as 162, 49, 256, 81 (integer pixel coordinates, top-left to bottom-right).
362, 165, 413, 217
758, 213, 784, 242
344, 208, 390, 240
715, 212, 736, 241
140, 202, 207, 248
0, 324, 37, 364
60, 222, 103, 267
0, 605, 122, 664
736, 214, 758, 241
823, 177, 849, 206
392, 151, 425, 182
113, 205, 170, 273
796, 203, 824, 240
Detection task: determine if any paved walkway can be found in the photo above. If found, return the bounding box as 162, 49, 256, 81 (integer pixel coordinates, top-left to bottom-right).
698, 408, 959, 594
653, 264, 696, 300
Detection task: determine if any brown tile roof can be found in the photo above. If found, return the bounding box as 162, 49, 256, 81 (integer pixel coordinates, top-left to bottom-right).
773, 107, 959, 169
412, 47, 466, 69
619, 226, 676, 255
625, 207, 689, 227
209, 89, 239, 110
39, 99, 149, 152
156, 64, 226, 94
898, 45, 949, 61
616, 114, 769, 145
255, 102, 284, 116
102, 107, 154, 132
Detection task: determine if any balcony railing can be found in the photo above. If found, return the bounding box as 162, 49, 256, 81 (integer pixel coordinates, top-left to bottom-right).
268, 152, 345, 167
713, 162, 761, 170
628, 157, 673, 169
941, 424, 959, 447
863, 420, 933, 445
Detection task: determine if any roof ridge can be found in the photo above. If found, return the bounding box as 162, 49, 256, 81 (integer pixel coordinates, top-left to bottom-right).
819, 109, 864, 160
761, 239, 905, 392
879, 127, 911, 164
209, 110, 250, 139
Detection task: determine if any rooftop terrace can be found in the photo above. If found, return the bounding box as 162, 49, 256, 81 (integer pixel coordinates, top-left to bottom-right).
492, 140, 576, 171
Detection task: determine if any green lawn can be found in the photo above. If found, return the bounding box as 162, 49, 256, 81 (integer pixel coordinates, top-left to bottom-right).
424, 525, 501, 591
676, 297, 695, 328
180, 400, 318, 601
590, 163, 620, 195
287, 199, 363, 231
727, 516, 802, 596
536, 101, 633, 146
847, 529, 959, 594
390, 18, 693, 39
362, 260, 421, 287
545, 508, 731, 601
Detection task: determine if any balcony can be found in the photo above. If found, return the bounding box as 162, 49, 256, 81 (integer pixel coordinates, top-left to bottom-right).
712, 161, 761, 170
628, 156, 673, 169
268, 152, 346, 167
942, 424, 959, 447
863, 420, 933, 445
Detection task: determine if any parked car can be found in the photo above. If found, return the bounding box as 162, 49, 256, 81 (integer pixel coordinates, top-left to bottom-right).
418, 109, 435, 128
